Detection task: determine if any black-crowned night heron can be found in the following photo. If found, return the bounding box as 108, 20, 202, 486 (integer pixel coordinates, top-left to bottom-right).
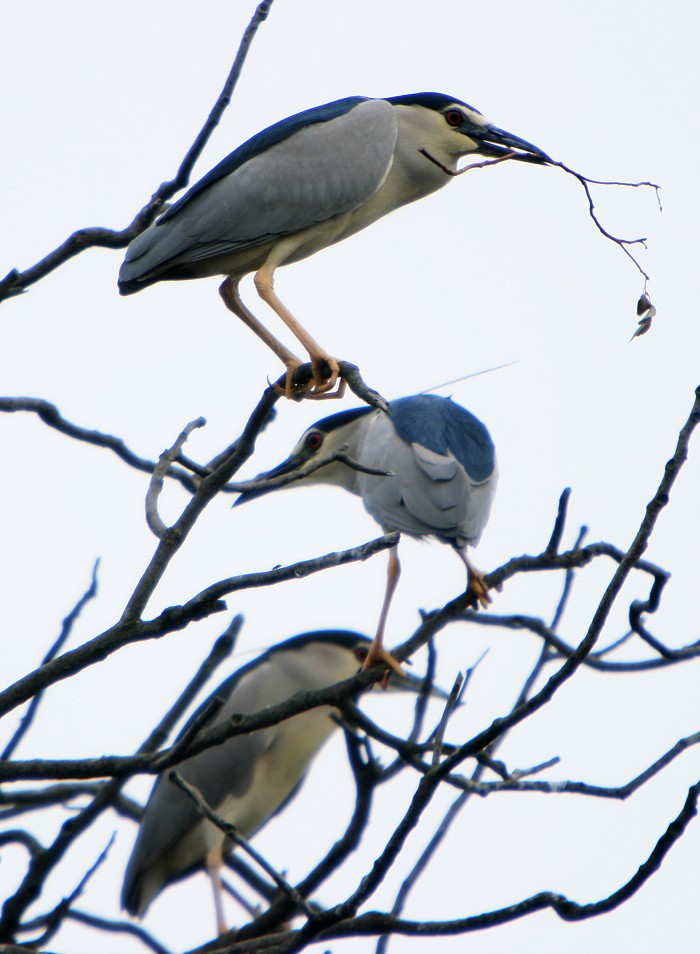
122, 630, 436, 931
236, 394, 497, 674
118, 93, 549, 397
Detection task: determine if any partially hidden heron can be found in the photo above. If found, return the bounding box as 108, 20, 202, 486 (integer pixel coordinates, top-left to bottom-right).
118, 93, 549, 397
122, 629, 439, 932
236, 394, 498, 674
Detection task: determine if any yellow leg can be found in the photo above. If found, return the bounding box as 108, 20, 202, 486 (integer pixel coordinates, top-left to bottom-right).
253, 264, 342, 398
206, 844, 228, 936
363, 546, 406, 684
219, 278, 304, 384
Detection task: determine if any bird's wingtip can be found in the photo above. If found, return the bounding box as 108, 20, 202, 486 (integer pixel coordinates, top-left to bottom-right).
117, 276, 141, 296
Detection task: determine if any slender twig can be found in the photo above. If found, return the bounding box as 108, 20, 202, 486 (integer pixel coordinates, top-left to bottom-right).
0, 0, 276, 302
419, 148, 540, 176
545, 487, 572, 556
0, 397, 201, 491
548, 159, 661, 282
0, 361, 387, 497
170, 772, 316, 918
23, 834, 115, 947
2, 561, 99, 760
233, 728, 381, 943
0, 532, 397, 725
430, 675, 464, 767
549, 524, 588, 633
0, 622, 242, 939
62, 910, 172, 954
145, 417, 207, 537
419, 146, 660, 284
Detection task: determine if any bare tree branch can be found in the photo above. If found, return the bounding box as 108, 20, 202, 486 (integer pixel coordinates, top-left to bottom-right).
0, 620, 241, 940
63, 911, 172, 954
0, 1, 276, 303
23, 836, 115, 947
145, 418, 207, 538
0, 397, 200, 492
2, 561, 99, 760
170, 772, 316, 918
0, 532, 397, 728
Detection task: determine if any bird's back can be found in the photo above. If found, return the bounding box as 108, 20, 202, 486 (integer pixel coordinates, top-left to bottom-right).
357, 395, 497, 547
118, 98, 399, 293
122, 634, 365, 917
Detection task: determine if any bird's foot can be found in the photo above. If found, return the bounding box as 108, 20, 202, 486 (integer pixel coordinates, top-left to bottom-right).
304, 355, 346, 399
362, 639, 406, 688
467, 566, 492, 610
273, 358, 346, 401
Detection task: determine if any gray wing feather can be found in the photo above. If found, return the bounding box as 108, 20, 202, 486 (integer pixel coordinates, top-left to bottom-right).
120, 99, 397, 283
123, 658, 292, 897
357, 412, 497, 546
410, 443, 460, 482
123, 733, 269, 890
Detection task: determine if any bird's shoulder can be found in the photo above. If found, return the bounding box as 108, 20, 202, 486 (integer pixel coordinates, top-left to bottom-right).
159, 96, 385, 223
389, 395, 496, 482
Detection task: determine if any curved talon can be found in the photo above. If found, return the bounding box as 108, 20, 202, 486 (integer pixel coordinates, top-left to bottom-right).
305, 376, 347, 401
467, 569, 491, 610
273, 358, 347, 401
272, 360, 306, 400
312, 357, 339, 391
304, 355, 343, 399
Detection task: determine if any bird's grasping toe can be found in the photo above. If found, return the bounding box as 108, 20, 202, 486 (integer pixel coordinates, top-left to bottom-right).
361, 639, 407, 686
466, 564, 492, 609
274, 355, 346, 401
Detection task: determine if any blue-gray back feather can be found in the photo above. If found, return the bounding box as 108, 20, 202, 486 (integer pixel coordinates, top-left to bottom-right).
119, 98, 397, 289
160, 97, 368, 223
342, 395, 498, 548
390, 395, 495, 483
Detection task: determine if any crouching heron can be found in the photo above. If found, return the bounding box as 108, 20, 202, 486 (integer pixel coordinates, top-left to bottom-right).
122, 629, 438, 932
236, 394, 498, 674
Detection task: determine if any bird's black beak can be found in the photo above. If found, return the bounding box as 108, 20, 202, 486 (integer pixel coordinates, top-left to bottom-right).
233, 453, 306, 507
473, 124, 552, 164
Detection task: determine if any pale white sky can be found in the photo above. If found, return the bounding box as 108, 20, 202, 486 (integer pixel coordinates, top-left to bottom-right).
2, 1, 700, 952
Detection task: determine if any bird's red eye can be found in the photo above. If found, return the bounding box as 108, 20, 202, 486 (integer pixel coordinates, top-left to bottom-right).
306, 431, 323, 451
445, 109, 463, 127
354, 645, 369, 663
